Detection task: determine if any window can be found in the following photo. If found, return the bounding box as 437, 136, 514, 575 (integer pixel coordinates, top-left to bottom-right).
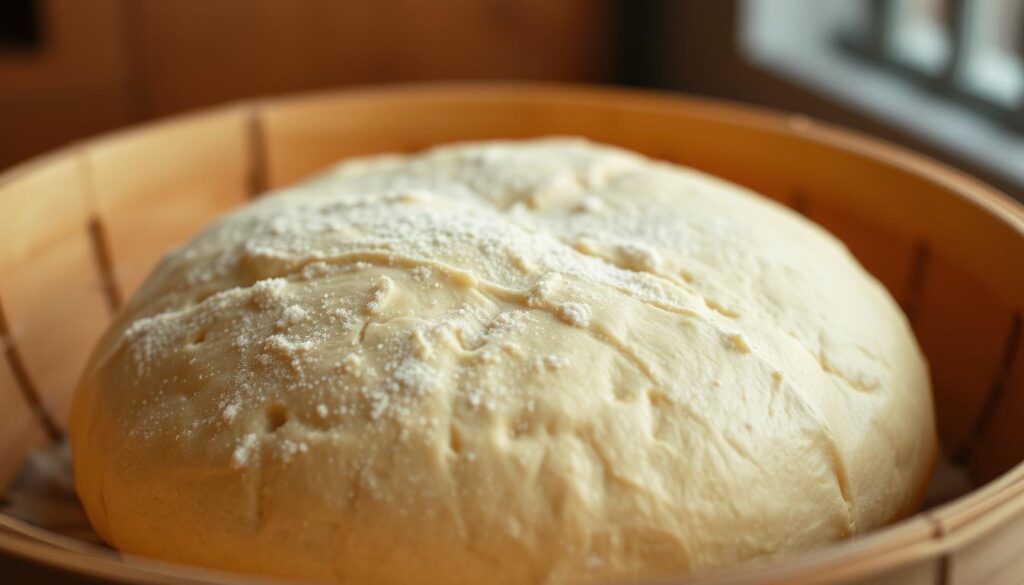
740, 0, 1024, 187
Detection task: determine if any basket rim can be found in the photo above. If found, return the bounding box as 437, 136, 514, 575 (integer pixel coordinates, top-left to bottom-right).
0, 511, 943, 585
1, 81, 1022, 584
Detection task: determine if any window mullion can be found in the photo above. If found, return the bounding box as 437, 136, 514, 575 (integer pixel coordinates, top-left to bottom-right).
939, 0, 972, 88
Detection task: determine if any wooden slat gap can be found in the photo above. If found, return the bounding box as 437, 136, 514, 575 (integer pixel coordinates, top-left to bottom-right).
0, 299, 62, 442
902, 239, 931, 323
87, 218, 123, 313
789, 190, 810, 217
956, 311, 1024, 464
937, 553, 950, 585
78, 150, 122, 313
247, 104, 268, 199
921, 511, 951, 585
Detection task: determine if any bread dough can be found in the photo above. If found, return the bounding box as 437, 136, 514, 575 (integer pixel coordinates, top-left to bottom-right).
71, 138, 936, 584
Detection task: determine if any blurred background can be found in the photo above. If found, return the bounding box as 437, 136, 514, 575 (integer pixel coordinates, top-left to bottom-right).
0, 0, 1021, 199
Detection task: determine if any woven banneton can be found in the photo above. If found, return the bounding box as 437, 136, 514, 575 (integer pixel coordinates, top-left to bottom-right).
0, 84, 1022, 585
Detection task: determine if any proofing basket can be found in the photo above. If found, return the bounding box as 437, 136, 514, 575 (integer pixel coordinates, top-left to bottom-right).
0, 84, 1022, 585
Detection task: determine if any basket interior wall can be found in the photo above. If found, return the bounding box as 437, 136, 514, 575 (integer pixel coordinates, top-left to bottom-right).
0, 88, 1022, 584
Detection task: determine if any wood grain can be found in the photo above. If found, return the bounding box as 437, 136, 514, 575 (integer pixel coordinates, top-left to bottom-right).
805, 200, 917, 306
0, 152, 110, 429
132, 0, 607, 117
85, 108, 252, 299
971, 326, 1024, 484
911, 255, 1017, 456
0, 357, 47, 493
930, 479, 1024, 585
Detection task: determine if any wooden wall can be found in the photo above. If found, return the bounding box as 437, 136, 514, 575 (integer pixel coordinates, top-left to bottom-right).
0, 0, 611, 168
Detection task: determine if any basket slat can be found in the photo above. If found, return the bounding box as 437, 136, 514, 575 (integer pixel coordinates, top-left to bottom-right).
932, 479, 1024, 584
972, 336, 1024, 483
0, 153, 95, 274
691, 516, 941, 585
260, 90, 799, 212
261, 103, 807, 233
841, 560, 938, 585
799, 518, 941, 585
912, 255, 1016, 455
260, 93, 555, 187
85, 108, 253, 300
0, 153, 110, 429
804, 200, 916, 308
0, 361, 46, 491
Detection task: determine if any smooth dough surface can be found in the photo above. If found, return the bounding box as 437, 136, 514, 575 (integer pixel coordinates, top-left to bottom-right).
71, 138, 936, 584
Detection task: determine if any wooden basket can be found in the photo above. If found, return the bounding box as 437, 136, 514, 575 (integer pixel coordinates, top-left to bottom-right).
1, 84, 1022, 585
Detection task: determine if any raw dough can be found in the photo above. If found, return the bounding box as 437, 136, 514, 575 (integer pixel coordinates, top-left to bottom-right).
71, 138, 936, 584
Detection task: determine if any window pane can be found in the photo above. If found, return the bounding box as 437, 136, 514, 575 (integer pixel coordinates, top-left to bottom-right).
890, 0, 951, 75
958, 0, 1024, 106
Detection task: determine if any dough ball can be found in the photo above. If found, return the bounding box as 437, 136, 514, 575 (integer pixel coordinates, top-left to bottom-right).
71, 138, 936, 584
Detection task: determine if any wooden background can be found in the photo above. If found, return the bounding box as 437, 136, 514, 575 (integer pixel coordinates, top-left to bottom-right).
1, 0, 1021, 203
0, 0, 611, 169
